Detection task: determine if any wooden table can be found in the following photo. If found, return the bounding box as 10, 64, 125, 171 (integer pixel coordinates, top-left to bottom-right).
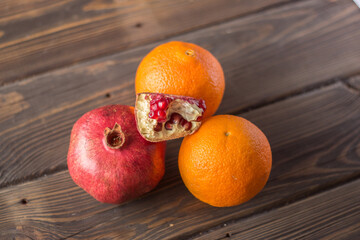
1, 0, 360, 239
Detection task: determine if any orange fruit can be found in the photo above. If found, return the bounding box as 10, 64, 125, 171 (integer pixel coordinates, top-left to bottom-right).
178, 115, 272, 207
135, 41, 225, 118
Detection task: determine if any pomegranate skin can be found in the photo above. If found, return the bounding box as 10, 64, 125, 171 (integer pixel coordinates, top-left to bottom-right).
67, 105, 166, 204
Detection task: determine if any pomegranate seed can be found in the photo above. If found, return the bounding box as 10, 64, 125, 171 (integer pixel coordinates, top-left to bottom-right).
180, 118, 187, 126
150, 104, 158, 111
149, 110, 155, 118
157, 99, 168, 110
154, 94, 162, 99
165, 122, 173, 130
170, 113, 182, 124
183, 122, 192, 131
196, 116, 202, 122
153, 122, 162, 132
195, 99, 206, 111
157, 110, 166, 119
150, 100, 156, 105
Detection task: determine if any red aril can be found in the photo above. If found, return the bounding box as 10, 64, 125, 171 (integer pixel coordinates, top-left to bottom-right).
135, 93, 206, 142
157, 99, 168, 110
157, 110, 167, 120
67, 105, 166, 204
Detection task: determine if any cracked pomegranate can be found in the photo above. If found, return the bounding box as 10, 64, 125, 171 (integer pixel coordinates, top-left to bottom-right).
67, 105, 166, 204
135, 93, 206, 142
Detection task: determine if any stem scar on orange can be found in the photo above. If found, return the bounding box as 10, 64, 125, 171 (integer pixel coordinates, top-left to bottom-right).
178, 115, 272, 207
135, 41, 225, 118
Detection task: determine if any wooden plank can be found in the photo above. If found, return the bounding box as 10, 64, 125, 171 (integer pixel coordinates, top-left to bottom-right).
1, 0, 360, 188
1, 83, 360, 239
0, 0, 287, 86
195, 179, 360, 240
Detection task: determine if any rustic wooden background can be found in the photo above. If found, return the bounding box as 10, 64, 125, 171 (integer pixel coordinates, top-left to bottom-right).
0, 0, 360, 239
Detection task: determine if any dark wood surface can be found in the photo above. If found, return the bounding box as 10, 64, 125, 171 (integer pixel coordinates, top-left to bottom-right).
0, 0, 359, 239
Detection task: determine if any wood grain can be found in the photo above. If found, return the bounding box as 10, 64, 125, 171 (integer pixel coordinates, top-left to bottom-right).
194, 179, 360, 240
0, 83, 359, 239
0, 0, 287, 86
1, 0, 360, 188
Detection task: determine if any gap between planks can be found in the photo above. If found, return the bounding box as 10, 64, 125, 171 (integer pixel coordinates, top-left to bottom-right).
343, 75, 360, 94
0, 0, 303, 88
229, 76, 344, 116
0, 76, 357, 190
0, 77, 340, 189
64, 173, 360, 240
191, 178, 360, 240
188, 172, 360, 240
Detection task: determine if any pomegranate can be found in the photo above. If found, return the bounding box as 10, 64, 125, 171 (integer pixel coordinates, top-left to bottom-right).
67, 105, 166, 204
135, 92, 206, 142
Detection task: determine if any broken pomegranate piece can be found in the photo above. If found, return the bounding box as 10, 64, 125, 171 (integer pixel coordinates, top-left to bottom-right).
135, 93, 206, 142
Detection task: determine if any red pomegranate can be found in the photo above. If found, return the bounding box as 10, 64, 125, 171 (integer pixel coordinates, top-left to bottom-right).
67, 105, 166, 204
135, 92, 206, 142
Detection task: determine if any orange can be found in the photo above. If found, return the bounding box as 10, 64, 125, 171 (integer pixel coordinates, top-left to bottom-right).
178, 115, 272, 207
135, 41, 225, 118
